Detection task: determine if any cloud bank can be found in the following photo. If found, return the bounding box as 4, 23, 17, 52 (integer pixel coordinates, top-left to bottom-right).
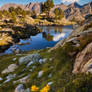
62, 0, 79, 3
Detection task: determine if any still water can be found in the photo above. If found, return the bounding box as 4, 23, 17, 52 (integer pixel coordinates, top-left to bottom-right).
5, 25, 73, 54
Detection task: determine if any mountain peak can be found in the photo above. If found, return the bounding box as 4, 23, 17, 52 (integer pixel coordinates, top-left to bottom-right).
68, 2, 82, 8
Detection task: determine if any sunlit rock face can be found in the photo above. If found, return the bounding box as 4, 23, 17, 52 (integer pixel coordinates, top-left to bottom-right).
0, 2, 41, 15
0, 1, 92, 21
73, 42, 92, 74
0, 3, 28, 11
26, 2, 41, 15
53, 33, 66, 41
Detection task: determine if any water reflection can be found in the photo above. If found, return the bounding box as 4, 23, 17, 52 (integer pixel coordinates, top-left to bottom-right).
42, 32, 53, 41
53, 33, 65, 41
5, 25, 73, 54
42, 26, 63, 41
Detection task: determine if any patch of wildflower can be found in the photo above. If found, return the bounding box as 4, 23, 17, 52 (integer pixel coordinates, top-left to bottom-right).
31, 85, 39, 92
31, 84, 50, 92
40, 84, 50, 92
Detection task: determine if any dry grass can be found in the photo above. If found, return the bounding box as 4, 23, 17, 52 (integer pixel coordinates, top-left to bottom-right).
0, 34, 12, 46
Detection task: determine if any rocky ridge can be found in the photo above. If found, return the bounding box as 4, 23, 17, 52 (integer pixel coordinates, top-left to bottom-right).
0, 2, 92, 21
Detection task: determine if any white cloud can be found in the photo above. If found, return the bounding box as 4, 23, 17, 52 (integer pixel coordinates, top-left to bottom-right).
62, 0, 79, 3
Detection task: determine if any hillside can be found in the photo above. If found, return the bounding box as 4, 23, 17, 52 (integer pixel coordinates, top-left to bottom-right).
0, 12, 92, 92
0, 1, 92, 92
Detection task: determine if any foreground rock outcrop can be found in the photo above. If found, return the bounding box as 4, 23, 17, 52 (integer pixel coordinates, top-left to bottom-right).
73, 42, 92, 73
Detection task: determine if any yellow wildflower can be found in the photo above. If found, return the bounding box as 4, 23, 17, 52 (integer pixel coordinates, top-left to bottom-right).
40, 84, 50, 92
45, 84, 50, 90
31, 85, 39, 92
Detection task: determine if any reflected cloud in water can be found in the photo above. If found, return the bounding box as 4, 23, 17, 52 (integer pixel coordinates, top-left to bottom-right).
53, 33, 66, 41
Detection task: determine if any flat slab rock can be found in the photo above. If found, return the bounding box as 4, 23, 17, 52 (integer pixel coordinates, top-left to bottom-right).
2, 64, 18, 74
19, 53, 40, 65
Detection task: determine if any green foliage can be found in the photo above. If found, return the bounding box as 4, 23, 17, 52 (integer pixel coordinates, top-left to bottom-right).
31, 10, 37, 18
51, 0, 54, 7
41, 0, 54, 13
0, 11, 3, 19
9, 7, 15, 13
64, 74, 92, 92
54, 8, 64, 20
54, 8, 59, 20
0, 6, 31, 23
15, 7, 23, 15
2, 10, 8, 16
11, 11, 17, 23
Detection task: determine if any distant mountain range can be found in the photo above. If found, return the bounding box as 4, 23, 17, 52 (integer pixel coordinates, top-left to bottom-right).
0, 1, 92, 21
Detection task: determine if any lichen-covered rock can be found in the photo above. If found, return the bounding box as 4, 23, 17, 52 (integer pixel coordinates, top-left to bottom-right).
19, 53, 40, 65
2, 64, 18, 74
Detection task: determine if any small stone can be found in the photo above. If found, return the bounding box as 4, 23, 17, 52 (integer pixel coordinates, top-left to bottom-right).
27, 61, 33, 68
49, 58, 53, 61
15, 84, 25, 92
48, 82, 53, 85
39, 59, 43, 64
38, 71, 44, 78
25, 88, 30, 92
48, 74, 52, 78
42, 58, 47, 63
29, 69, 33, 72
4, 79, 11, 83
13, 58, 17, 61
4, 74, 16, 83
39, 58, 47, 64
0, 77, 3, 81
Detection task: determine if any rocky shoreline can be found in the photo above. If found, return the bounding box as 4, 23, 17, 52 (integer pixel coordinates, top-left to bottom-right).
0, 24, 42, 53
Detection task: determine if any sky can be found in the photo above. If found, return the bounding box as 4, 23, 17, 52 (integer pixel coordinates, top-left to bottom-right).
0, 0, 91, 7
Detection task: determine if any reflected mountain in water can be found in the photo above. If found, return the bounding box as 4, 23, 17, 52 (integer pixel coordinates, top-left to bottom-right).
5, 26, 73, 54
